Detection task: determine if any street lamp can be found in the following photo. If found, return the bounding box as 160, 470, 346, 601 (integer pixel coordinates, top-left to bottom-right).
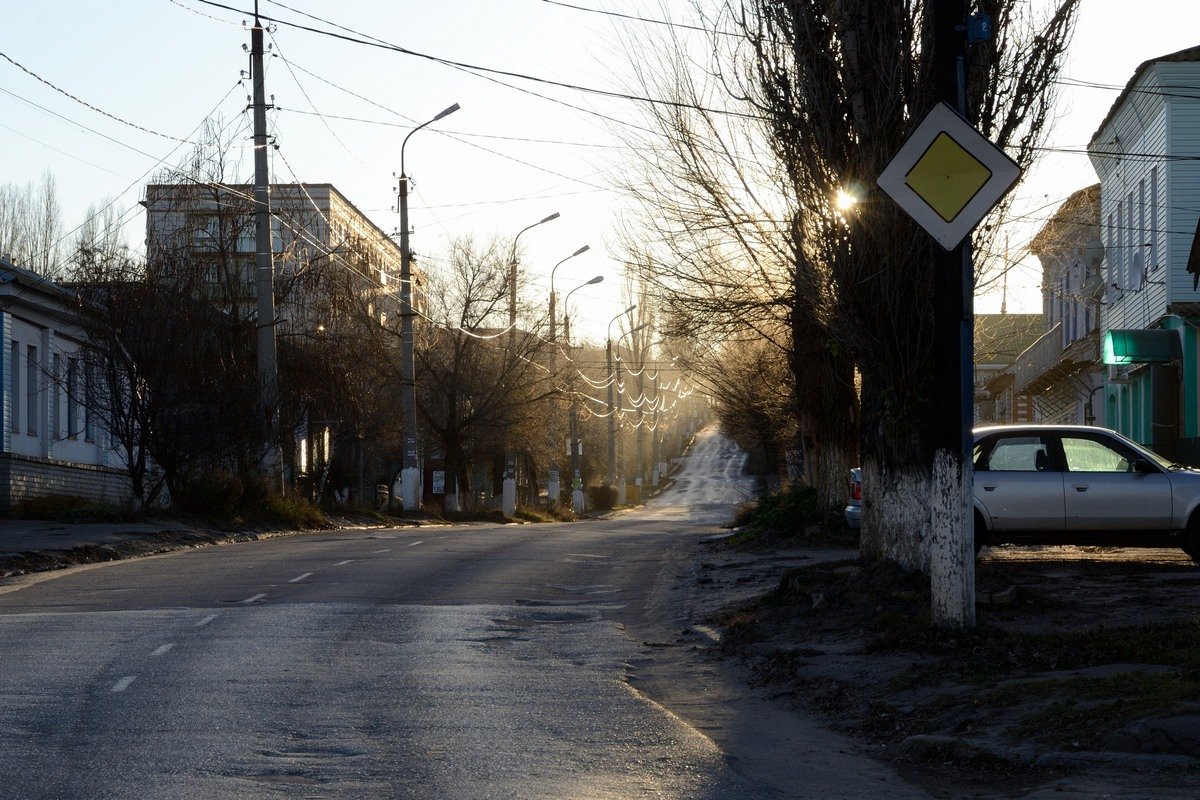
509, 212, 560, 330
605, 306, 637, 486
548, 245, 590, 352
557, 273, 603, 513
397, 101, 460, 511
499, 211, 561, 516
562, 275, 603, 347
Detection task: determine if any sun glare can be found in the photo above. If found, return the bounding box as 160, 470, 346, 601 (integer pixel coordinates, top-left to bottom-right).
835, 188, 858, 211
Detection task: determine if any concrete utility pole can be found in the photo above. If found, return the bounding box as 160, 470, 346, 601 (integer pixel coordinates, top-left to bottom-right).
650, 370, 661, 486
397, 102, 460, 511
502, 212, 560, 516
604, 307, 634, 487
609, 319, 648, 503
929, 0, 976, 627
562, 278, 600, 514
250, 6, 284, 492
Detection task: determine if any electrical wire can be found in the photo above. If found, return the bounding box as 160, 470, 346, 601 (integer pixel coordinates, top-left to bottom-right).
0, 51, 199, 143
540, 0, 744, 39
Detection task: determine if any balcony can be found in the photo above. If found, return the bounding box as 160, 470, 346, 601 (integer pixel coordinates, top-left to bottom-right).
1013, 322, 1100, 395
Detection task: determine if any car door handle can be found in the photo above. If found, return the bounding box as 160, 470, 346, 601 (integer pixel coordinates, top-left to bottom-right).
1073, 484, 1089, 492
982, 484, 996, 491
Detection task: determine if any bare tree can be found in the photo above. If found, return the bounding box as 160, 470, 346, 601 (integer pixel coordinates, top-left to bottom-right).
0, 170, 64, 276
404, 235, 558, 511
616, 0, 1077, 569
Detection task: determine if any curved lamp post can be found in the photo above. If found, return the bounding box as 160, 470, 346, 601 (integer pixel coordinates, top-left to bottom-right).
548, 245, 590, 348
557, 273, 603, 512
509, 212, 560, 329
605, 306, 636, 486
397, 102, 459, 511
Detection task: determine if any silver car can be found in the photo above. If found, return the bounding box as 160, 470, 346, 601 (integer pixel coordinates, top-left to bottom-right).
973, 424, 1200, 560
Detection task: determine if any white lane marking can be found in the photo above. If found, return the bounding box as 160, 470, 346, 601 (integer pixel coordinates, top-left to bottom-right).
566, 553, 610, 559
334, 560, 353, 566
288, 572, 313, 583
406, 540, 425, 547
372, 548, 391, 554
151, 643, 175, 657
242, 593, 266, 604
195, 614, 218, 627
111, 676, 137, 692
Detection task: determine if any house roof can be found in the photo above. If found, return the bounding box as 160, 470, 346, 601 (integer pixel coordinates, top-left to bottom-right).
1090, 44, 1200, 147
975, 313, 1043, 366
0, 255, 77, 305
1028, 184, 1100, 258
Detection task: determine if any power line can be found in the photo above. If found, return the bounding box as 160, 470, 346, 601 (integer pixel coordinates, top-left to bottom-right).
189, 0, 767, 121
540, 0, 745, 39
0, 51, 198, 143
272, 55, 612, 191
275, 107, 642, 151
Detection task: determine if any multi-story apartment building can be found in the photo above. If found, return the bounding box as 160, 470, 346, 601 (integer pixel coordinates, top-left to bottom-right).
1088, 45, 1200, 461
143, 182, 412, 330
144, 182, 414, 496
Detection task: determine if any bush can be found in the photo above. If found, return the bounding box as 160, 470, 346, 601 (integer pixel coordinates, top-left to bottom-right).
743, 486, 821, 535
173, 471, 244, 517
256, 493, 326, 529
589, 485, 618, 510
13, 494, 129, 522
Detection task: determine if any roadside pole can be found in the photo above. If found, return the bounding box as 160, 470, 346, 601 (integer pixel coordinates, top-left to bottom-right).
250, 5, 283, 493
929, 0, 975, 627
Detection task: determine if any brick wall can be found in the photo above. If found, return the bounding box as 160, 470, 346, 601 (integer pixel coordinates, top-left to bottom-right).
0, 453, 130, 509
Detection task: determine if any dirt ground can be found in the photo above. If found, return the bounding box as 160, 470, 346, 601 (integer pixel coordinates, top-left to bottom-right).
691, 537, 1200, 799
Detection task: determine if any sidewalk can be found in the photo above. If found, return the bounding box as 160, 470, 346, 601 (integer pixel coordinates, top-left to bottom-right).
0, 514, 421, 580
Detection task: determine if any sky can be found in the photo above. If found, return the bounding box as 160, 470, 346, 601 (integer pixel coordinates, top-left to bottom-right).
2, 0, 1199, 338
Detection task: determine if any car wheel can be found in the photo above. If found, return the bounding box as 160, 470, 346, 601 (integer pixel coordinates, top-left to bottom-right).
1184, 518, 1200, 564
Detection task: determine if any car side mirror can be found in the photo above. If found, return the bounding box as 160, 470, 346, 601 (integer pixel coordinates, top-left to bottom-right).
1130, 459, 1156, 474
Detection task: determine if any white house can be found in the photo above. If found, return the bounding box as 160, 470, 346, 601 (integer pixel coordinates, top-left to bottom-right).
0, 256, 128, 508
1088, 44, 1200, 462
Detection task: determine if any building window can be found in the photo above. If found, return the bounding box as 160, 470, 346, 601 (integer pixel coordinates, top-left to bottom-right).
1137, 179, 1146, 288
1150, 167, 1159, 270
51, 353, 60, 439
26, 344, 37, 436
1116, 203, 1124, 292
84, 364, 94, 442
1126, 192, 1135, 290
66, 357, 77, 438
1106, 213, 1115, 302
8, 340, 18, 433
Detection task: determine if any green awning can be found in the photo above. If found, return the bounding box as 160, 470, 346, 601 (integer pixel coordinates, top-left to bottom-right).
1103, 329, 1181, 365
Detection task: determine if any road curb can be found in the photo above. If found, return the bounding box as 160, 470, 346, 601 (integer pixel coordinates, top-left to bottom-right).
0, 520, 423, 580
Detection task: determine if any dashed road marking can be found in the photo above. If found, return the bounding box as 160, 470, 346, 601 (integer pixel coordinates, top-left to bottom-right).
151, 643, 175, 657
195, 614, 217, 628
406, 541, 425, 547
111, 676, 136, 692
372, 548, 391, 554
242, 593, 266, 604
334, 560, 353, 566
288, 572, 313, 583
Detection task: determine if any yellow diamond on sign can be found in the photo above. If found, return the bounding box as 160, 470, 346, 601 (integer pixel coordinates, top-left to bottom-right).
903, 133, 993, 224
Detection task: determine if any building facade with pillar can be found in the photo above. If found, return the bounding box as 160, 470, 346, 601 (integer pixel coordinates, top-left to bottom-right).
1088, 45, 1200, 463
0, 256, 128, 508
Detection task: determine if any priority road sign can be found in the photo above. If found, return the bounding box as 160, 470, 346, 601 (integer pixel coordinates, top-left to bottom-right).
877, 102, 1020, 250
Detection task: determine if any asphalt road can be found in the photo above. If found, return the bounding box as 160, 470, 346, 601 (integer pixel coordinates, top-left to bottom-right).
0, 431, 926, 799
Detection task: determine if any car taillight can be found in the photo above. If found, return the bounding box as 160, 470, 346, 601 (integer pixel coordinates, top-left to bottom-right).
851, 481, 862, 501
